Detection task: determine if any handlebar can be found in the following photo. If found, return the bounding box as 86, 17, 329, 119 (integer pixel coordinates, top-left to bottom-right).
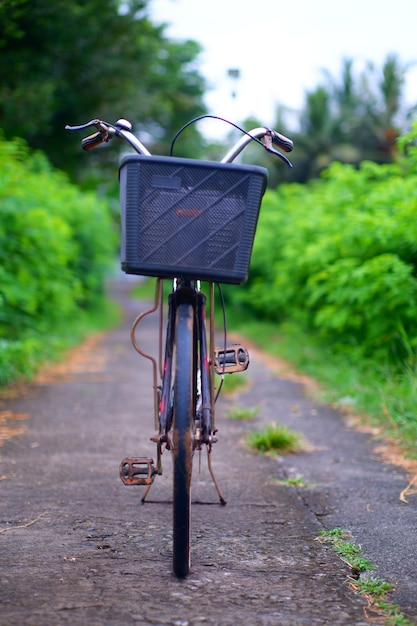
65, 117, 293, 166
219, 127, 293, 165
65, 118, 152, 156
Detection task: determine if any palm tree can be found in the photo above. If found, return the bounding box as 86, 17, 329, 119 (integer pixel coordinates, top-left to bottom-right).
369, 53, 408, 160
296, 55, 412, 178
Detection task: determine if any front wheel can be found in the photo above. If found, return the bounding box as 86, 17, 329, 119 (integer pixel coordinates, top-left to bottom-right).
172, 302, 195, 577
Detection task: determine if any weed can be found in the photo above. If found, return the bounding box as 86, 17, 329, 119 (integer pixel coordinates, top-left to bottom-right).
227, 405, 258, 421
319, 527, 344, 539
381, 606, 415, 626
354, 576, 392, 597
247, 422, 301, 454
334, 541, 375, 575
219, 373, 248, 394
270, 475, 316, 488
352, 578, 414, 625
317, 528, 374, 575
317, 529, 413, 625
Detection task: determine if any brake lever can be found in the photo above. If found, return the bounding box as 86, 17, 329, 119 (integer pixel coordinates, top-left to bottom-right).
66, 120, 96, 131
65, 119, 112, 139
65, 119, 115, 151
65, 119, 108, 131
262, 134, 293, 168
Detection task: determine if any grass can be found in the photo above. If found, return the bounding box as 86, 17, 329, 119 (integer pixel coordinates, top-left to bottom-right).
226, 313, 417, 458
317, 528, 375, 575
332, 540, 375, 576
226, 405, 258, 421
247, 422, 301, 454
132, 280, 417, 455
354, 576, 393, 597
270, 475, 316, 488
218, 372, 249, 394
317, 528, 414, 625
0, 296, 121, 389
130, 277, 160, 300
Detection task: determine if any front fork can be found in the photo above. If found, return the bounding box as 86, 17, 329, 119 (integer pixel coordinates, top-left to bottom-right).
195, 288, 216, 449
158, 282, 214, 446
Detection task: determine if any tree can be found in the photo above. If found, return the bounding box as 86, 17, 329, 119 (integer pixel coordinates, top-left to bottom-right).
0, 0, 207, 178
267, 54, 415, 183
366, 53, 409, 160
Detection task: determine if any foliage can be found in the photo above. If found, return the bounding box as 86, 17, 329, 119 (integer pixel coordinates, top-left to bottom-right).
0, 0, 207, 179
229, 130, 417, 365
0, 134, 116, 384
263, 54, 415, 185
219, 124, 417, 454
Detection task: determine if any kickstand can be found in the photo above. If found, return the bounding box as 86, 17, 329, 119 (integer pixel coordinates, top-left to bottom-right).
207, 448, 227, 505
141, 482, 153, 503
141, 445, 163, 504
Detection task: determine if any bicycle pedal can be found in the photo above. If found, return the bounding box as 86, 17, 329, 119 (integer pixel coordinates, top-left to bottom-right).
214, 344, 249, 374
120, 457, 155, 486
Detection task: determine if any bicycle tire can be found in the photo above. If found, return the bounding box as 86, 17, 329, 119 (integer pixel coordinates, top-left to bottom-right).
172, 301, 195, 577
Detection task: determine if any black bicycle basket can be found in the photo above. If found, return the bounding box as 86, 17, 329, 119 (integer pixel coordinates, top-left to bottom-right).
119, 155, 268, 284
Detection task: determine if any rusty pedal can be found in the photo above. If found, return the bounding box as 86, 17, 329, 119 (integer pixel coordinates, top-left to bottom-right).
120, 457, 156, 486
214, 344, 249, 374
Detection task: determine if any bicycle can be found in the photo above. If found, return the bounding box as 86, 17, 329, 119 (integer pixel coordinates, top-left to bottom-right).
66, 115, 293, 577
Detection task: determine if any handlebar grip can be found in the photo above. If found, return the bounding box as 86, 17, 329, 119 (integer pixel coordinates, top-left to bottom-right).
81, 131, 105, 151
271, 130, 293, 153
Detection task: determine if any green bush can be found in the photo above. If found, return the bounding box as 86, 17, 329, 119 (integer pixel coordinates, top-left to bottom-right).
307, 253, 417, 357
230, 127, 417, 364
0, 134, 117, 383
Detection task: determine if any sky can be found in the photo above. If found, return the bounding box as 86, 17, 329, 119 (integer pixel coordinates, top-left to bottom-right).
150, 0, 417, 137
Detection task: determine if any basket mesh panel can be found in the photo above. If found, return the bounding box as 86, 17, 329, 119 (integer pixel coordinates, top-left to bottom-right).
120, 157, 266, 283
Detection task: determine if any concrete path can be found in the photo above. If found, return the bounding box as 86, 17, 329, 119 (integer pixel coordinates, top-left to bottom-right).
0, 280, 415, 625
